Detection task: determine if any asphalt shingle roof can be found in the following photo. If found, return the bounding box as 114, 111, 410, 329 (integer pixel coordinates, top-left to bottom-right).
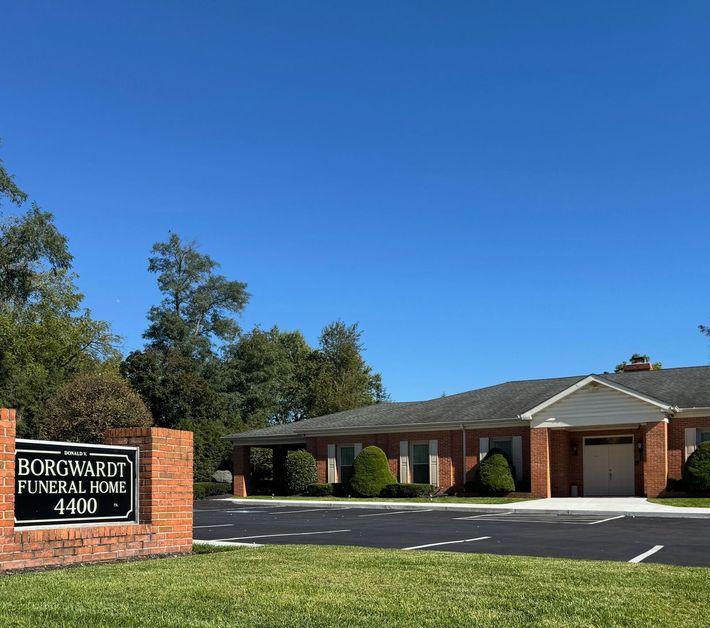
227, 365, 710, 443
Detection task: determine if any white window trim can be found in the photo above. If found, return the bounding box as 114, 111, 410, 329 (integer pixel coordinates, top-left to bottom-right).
337, 444, 356, 481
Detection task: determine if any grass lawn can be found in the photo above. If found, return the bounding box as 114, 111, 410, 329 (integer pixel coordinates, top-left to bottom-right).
1, 545, 708, 627
648, 497, 710, 508
238, 495, 531, 504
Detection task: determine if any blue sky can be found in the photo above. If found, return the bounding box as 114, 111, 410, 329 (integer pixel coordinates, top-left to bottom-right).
2, 1, 709, 401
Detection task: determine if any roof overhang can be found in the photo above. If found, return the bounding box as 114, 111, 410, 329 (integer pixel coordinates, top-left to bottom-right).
523, 375, 673, 417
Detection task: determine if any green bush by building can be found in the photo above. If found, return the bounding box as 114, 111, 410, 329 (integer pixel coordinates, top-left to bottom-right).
349, 446, 396, 497
471, 448, 516, 495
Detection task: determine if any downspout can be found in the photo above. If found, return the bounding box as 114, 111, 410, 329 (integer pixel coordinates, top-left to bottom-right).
460, 424, 466, 491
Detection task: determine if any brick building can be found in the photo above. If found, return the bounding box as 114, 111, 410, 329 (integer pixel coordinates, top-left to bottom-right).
228, 360, 710, 499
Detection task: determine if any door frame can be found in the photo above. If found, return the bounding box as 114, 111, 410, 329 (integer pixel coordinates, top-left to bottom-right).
582, 434, 635, 496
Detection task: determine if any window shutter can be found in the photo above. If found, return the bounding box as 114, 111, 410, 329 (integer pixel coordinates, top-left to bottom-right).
685, 428, 698, 461
327, 444, 337, 483
399, 441, 409, 483
512, 436, 523, 481
354, 443, 363, 457
479, 437, 489, 462
428, 440, 439, 487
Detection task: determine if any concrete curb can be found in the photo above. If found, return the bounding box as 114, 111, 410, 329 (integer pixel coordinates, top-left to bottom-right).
194, 539, 263, 548
216, 497, 710, 519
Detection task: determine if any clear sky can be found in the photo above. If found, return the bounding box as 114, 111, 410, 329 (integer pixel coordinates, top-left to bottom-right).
2, 1, 709, 401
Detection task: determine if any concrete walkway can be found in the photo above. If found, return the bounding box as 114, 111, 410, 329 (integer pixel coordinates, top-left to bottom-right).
220, 496, 710, 519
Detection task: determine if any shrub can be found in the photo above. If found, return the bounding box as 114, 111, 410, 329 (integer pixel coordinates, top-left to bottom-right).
471, 448, 516, 495
306, 483, 334, 497
349, 446, 396, 497
194, 482, 231, 499
683, 442, 710, 494
37, 371, 153, 444
284, 450, 317, 495
380, 483, 435, 498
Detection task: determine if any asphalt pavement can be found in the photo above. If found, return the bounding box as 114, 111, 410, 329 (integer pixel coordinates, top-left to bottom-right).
193, 500, 710, 567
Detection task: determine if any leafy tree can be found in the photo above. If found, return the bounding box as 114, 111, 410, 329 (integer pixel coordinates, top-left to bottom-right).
304, 321, 387, 417
222, 326, 311, 427
0, 150, 119, 437
145, 233, 249, 358
283, 450, 317, 495
36, 372, 152, 443
0, 147, 27, 207
700, 325, 710, 340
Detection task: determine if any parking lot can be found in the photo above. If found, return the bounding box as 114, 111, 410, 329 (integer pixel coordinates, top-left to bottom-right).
194, 501, 710, 566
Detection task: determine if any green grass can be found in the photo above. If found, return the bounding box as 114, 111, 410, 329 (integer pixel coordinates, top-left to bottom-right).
0, 545, 707, 626
240, 495, 531, 504
648, 497, 710, 508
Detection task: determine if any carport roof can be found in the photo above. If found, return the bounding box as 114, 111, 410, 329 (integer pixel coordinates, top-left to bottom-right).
226, 365, 710, 444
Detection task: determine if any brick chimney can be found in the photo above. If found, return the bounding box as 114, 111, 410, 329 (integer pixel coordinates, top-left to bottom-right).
623, 354, 652, 372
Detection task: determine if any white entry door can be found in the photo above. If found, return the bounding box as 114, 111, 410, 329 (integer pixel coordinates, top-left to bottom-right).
583, 436, 635, 496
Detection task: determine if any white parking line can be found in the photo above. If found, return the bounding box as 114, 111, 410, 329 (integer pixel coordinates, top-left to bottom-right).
193, 523, 235, 529
271, 508, 349, 515
217, 529, 352, 541
402, 536, 491, 551
588, 515, 625, 525
628, 545, 664, 563
359, 509, 433, 517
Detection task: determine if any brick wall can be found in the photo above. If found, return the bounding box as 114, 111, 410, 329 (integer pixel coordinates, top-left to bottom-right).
464, 426, 530, 488
530, 427, 551, 497
667, 416, 710, 481
642, 421, 667, 497
0, 410, 193, 572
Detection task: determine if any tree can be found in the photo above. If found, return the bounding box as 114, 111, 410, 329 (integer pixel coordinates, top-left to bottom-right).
304, 321, 387, 417
700, 325, 710, 340
0, 146, 28, 207
0, 151, 119, 437
349, 446, 396, 497
36, 372, 152, 443
222, 326, 311, 427
144, 234, 249, 358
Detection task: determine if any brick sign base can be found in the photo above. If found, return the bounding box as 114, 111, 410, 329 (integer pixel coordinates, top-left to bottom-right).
0, 409, 193, 571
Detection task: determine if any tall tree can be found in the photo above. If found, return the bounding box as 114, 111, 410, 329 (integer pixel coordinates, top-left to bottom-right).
0, 148, 119, 437
304, 321, 387, 417
145, 233, 249, 357
122, 234, 250, 480
222, 326, 311, 427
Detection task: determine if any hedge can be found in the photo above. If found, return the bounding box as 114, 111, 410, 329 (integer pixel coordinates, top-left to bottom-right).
284, 450, 318, 495
471, 448, 516, 495
380, 483, 435, 498
306, 483, 334, 497
349, 446, 396, 497
683, 441, 710, 494
194, 482, 232, 499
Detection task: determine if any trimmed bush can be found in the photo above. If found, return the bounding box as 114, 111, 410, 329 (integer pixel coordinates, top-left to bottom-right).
194, 482, 231, 499
284, 450, 317, 495
306, 483, 334, 497
683, 442, 710, 494
380, 483, 435, 498
349, 446, 396, 497
471, 448, 516, 495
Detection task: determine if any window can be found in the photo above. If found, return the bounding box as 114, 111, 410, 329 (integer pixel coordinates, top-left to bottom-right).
411, 442, 429, 484
490, 437, 513, 460
698, 431, 710, 445
338, 446, 355, 485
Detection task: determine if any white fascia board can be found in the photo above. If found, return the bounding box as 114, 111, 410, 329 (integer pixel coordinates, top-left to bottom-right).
524, 375, 672, 417
227, 436, 307, 446
672, 407, 710, 418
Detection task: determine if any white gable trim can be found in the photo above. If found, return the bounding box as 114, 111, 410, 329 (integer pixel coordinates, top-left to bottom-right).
524, 375, 672, 417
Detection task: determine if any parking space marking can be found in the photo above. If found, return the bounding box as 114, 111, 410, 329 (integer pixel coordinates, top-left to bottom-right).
453, 512, 623, 525
271, 508, 351, 515
629, 545, 664, 563
359, 509, 433, 517
403, 536, 491, 551
216, 529, 352, 541
193, 523, 235, 529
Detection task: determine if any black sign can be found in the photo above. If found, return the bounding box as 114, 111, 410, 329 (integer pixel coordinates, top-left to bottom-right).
15, 439, 138, 527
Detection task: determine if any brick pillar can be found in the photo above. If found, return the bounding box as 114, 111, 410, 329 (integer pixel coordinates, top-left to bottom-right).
232, 445, 250, 497
530, 427, 551, 498
105, 427, 193, 553
0, 409, 16, 539
642, 420, 668, 497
